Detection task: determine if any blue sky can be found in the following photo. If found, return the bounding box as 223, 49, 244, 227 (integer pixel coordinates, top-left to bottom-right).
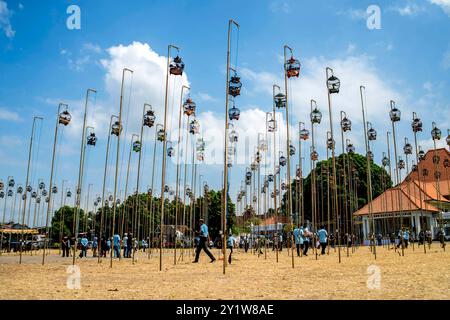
0, 0, 449, 223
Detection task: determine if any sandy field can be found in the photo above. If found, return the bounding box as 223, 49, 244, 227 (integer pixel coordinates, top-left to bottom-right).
0, 244, 449, 300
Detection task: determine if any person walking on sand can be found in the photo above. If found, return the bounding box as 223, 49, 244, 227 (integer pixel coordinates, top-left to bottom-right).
193, 219, 216, 263
317, 225, 328, 255
293, 225, 302, 257
79, 234, 88, 258
113, 233, 121, 258
301, 224, 310, 256
227, 232, 235, 264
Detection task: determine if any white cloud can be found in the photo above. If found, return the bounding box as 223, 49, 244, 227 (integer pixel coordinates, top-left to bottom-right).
68, 56, 90, 71
269, 1, 290, 13
18, 3, 23, 10
391, 2, 427, 16
0, 0, 15, 38
428, 0, 450, 16
196, 93, 216, 102
336, 8, 368, 20
0, 107, 21, 121
83, 42, 102, 54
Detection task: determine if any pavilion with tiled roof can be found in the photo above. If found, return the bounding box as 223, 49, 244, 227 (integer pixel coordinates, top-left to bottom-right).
353, 148, 450, 239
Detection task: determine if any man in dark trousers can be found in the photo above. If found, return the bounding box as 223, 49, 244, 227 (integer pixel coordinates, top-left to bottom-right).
193, 219, 216, 263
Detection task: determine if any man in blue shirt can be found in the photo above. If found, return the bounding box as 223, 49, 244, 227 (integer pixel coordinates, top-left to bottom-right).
317, 225, 328, 255
113, 233, 121, 258
293, 225, 302, 257
301, 224, 309, 256
193, 219, 216, 263
227, 233, 235, 264
79, 234, 88, 258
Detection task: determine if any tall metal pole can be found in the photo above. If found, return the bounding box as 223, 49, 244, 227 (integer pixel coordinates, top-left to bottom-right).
431, 122, 445, 251
222, 19, 239, 274
160, 45, 178, 271
175, 86, 189, 264
359, 86, 376, 259
42, 103, 67, 265
272, 85, 280, 263
148, 124, 160, 258
339, 111, 350, 256
19, 116, 43, 264
110, 68, 133, 268
72, 88, 97, 265
283, 45, 295, 268
98, 115, 117, 263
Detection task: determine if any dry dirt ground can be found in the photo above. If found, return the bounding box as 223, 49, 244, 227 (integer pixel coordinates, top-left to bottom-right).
0, 244, 449, 300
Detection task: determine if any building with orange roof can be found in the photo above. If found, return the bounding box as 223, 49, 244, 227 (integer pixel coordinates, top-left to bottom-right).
353, 148, 450, 239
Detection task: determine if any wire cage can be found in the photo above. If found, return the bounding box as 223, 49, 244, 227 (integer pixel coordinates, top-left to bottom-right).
87, 132, 97, 146
327, 75, 340, 94
132, 141, 142, 152
229, 72, 242, 97
58, 110, 72, 126
347, 143, 356, 154
183, 97, 196, 117
285, 56, 301, 78
310, 108, 322, 124
411, 117, 423, 133
169, 55, 185, 76
144, 109, 156, 128
274, 93, 287, 109
111, 121, 122, 136
389, 107, 401, 122
341, 117, 352, 132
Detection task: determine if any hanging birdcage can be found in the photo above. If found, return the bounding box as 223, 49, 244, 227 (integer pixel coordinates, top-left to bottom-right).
96, 196, 101, 203
45, 197, 50, 203
52, 186, 58, 194
274, 93, 286, 109
346, 143, 355, 154
0, 191, 4, 199
271, 191, 275, 199
36, 196, 41, 204
156, 127, 165, 142
327, 75, 340, 94
67, 190, 72, 198
389, 107, 401, 122
189, 119, 200, 135
22, 194, 26, 200
310, 108, 322, 124
94, 201, 98, 207
251, 162, 258, 171
167, 141, 175, 157
296, 168, 301, 178
311, 150, 318, 161
116, 199, 121, 205
31, 191, 37, 198
259, 139, 268, 151
431, 125, 441, 140
341, 117, 352, 132
186, 187, 191, 196
104, 199, 109, 206
229, 129, 238, 143
111, 121, 122, 136
434, 171, 441, 179
412, 164, 418, 172
39, 182, 45, 190
268, 174, 274, 182
279, 155, 287, 167
443, 158, 449, 168
58, 110, 72, 126
87, 132, 97, 146
289, 144, 296, 156
132, 141, 142, 152
204, 184, 209, 193
17, 186, 23, 194
196, 138, 205, 152
281, 182, 286, 190
367, 150, 374, 161
423, 168, 429, 177
108, 195, 113, 202
285, 56, 301, 78
9, 179, 15, 188
267, 118, 276, 132
169, 55, 185, 76
229, 72, 242, 97
255, 151, 261, 163
246, 170, 252, 180
404, 143, 413, 155
367, 127, 377, 141
183, 97, 196, 117
26, 185, 32, 192
327, 138, 335, 150
418, 149, 425, 160
143, 109, 156, 128
398, 159, 405, 169
42, 190, 47, 197
411, 117, 423, 132
299, 128, 309, 140
0, 181, 3, 191
433, 155, 440, 164
197, 152, 204, 161
147, 188, 152, 196
164, 185, 170, 193
228, 103, 240, 121
382, 156, 390, 167
7, 190, 13, 197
